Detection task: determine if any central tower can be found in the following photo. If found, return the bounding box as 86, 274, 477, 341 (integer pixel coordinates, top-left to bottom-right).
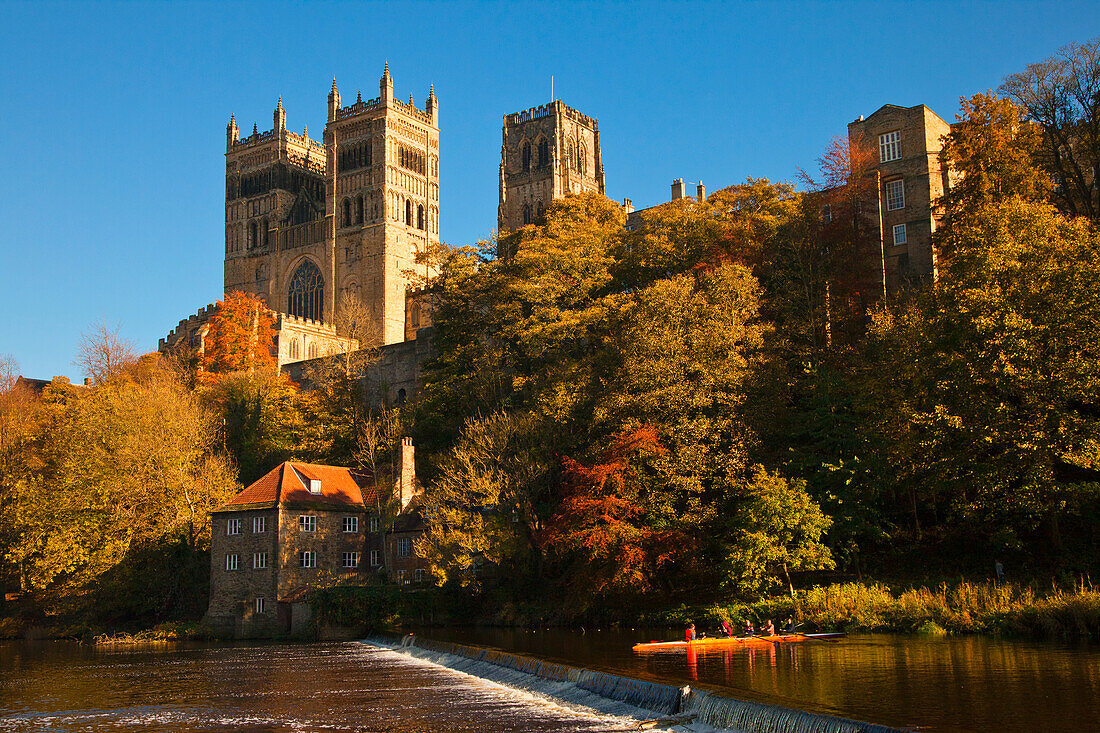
223, 66, 439, 346
498, 100, 604, 233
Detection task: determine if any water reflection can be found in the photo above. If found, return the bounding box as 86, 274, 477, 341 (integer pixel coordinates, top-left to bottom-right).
423, 628, 1100, 732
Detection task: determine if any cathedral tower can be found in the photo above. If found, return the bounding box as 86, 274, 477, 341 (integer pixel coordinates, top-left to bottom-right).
498, 100, 604, 233
223, 67, 439, 346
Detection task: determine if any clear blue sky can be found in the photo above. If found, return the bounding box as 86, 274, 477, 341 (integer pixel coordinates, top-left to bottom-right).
1, 1, 1095, 380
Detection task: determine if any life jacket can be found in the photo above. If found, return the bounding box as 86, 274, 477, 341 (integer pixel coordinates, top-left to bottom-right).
685, 628, 696, 641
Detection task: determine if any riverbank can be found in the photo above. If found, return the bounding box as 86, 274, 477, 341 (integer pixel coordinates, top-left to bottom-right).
646, 580, 1100, 638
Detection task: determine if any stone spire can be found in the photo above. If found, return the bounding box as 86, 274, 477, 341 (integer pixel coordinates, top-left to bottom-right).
274, 96, 286, 131
226, 113, 239, 149
380, 62, 393, 103
426, 84, 437, 124
328, 79, 340, 121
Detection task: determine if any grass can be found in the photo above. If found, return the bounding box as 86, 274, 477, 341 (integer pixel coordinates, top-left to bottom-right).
647, 579, 1100, 639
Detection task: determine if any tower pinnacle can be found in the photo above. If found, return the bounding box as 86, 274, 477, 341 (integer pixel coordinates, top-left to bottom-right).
328, 79, 341, 121
274, 97, 286, 131
380, 62, 393, 102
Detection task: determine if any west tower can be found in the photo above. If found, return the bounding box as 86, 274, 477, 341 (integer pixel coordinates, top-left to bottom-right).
224, 66, 439, 346
498, 100, 604, 233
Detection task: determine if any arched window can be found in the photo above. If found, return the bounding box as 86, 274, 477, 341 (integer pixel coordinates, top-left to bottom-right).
262, 218, 269, 247
405, 199, 412, 225
356, 196, 364, 224
287, 260, 324, 322
522, 203, 532, 225
248, 221, 257, 249
342, 198, 352, 227
536, 201, 544, 219
522, 141, 531, 172
396, 388, 407, 405
288, 339, 300, 360
578, 142, 587, 176
308, 342, 318, 359
417, 204, 424, 230
538, 138, 549, 168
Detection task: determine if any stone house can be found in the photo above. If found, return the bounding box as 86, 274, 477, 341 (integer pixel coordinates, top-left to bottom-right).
204, 439, 425, 637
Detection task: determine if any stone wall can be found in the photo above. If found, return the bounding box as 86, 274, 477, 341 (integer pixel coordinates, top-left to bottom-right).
204, 506, 281, 637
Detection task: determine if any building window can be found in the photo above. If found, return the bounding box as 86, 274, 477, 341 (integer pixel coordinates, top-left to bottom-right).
343, 552, 360, 568
253, 552, 267, 569
253, 516, 266, 533
885, 179, 905, 211
414, 568, 425, 583
300, 551, 317, 568
538, 138, 549, 168
522, 141, 531, 172
255, 597, 265, 614
288, 338, 300, 360
356, 196, 364, 224
287, 260, 324, 322
397, 537, 412, 558
822, 204, 832, 223
342, 198, 352, 227
370, 549, 381, 567
893, 224, 907, 245
308, 342, 318, 359
879, 131, 901, 163
406, 199, 412, 225
343, 516, 359, 533
369, 516, 380, 533
227, 518, 241, 536
299, 515, 317, 532
522, 204, 531, 225
418, 204, 425, 230
226, 554, 239, 571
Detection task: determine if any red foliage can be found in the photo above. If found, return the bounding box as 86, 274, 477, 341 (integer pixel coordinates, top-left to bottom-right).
201, 291, 278, 379
540, 427, 686, 594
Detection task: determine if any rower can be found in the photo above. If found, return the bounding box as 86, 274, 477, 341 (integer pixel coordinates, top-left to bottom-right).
720, 619, 734, 638
685, 623, 697, 642
763, 619, 776, 636
742, 619, 755, 637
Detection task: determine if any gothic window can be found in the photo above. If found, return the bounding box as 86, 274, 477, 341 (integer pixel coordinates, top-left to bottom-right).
262, 218, 269, 247
538, 138, 549, 168
406, 199, 412, 226
356, 195, 364, 224
418, 204, 424, 230
578, 142, 587, 176
288, 339, 300, 360
522, 203, 532, 225
308, 342, 318, 359
397, 388, 407, 405
522, 142, 531, 172
248, 221, 258, 249
536, 201, 544, 219
287, 260, 324, 322
342, 198, 352, 227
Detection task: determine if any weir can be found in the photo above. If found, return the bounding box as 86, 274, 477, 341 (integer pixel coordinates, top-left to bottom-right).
370, 635, 903, 733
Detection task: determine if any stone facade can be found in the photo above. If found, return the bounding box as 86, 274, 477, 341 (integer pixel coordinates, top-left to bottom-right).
498, 100, 605, 233
224, 65, 439, 348
847, 104, 955, 290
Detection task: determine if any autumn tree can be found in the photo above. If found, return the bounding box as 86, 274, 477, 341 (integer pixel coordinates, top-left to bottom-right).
202, 291, 278, 375
75, 319, 138, 385
1001, 38, 1100, 222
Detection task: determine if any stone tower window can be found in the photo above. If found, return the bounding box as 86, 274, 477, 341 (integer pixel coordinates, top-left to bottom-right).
356, 196, 364, 224
538, 138, 549, 168
248, 221, 258, 249
418, 204, 425, 230
523, 203, 532, 225
288, 338, 300, 360
342, 198, 352, 227
406, 199, 413, 226
536, 201, 544, 219
522, 141, 531, 172
578, 142, 587, 176
288, 260, 324, 322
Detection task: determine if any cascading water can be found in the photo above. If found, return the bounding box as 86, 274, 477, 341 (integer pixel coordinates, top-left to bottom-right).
373, 635, 902, 733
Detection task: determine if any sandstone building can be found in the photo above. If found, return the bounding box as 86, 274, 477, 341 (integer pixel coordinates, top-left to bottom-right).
498, 100, 605, 232
204, 439, 425, 637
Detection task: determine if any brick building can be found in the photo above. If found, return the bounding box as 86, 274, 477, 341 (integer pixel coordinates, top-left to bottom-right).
204, 439, 425, 637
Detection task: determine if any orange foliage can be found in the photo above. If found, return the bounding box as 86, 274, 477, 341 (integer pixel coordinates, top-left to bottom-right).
201, 291, 278, 377
540, 427, 686, 594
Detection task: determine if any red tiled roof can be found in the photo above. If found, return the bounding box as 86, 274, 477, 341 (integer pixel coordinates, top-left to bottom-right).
219, 461, 381, 510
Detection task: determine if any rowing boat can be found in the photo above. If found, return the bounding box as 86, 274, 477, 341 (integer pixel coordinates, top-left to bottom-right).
632, 633, 845, 651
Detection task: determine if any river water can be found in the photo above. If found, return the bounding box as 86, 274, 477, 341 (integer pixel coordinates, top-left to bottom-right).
1, 631, 1098, 732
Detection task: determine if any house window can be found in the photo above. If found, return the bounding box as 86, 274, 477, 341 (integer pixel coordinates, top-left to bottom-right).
893, 224, 907, 245
397, 537, 412, 558
885, 179, 905, 211
252, 516, 266, 534
343, 516, 359, 533
343, 552, 360, 568
308, 479, 321, 494
414, 568, 425, 583
253, 552, 268, 569
300, 551, 316, 568
226, 554, 239, 571
370, 549, 381, 567
227, 518, 241, 536
879, 131, 901, 163
822, 204, 832, 223
369, 516, 380, 533
255, 597, 265, 614
299, 515, 317, 532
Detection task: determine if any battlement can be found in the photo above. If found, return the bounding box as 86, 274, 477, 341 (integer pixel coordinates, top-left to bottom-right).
159, 303, 219, 350
335, 95, 383, 120
230, 127, 325, 155
505, 100, 597, 129
392, 98, 434, 126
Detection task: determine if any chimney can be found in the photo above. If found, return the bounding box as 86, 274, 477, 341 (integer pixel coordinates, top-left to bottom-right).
671, 178, 686, 201
697, 182, 706, 203
83, 377, 91, 386
623, 197, 634, 214
396, 437, 417, 510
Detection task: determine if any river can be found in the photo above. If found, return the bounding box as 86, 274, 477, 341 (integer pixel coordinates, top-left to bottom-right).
1, 631, 1098, 732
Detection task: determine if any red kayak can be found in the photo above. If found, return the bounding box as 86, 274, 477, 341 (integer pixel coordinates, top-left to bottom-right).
632, 633, 845, 651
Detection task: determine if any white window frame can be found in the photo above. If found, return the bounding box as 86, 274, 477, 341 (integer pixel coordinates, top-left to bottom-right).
226, 553, 239, 571
308, 479, 321, 495
343, 516, 358, 533
879, 131, 901, 162
396, 537, 412, 559
252, 516, 266, 534
253, 552, 267, 569
414, 568, 425, 583
343, 551, 360, 568
370, 549, 381, 567
893, 224, 907, 245
885, 179, 905, 211
227, 518, 241, 536
368, 516, 380, 533
255, 597, 265, 614
299, 515, 316, 533
300, 551, 316, 568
